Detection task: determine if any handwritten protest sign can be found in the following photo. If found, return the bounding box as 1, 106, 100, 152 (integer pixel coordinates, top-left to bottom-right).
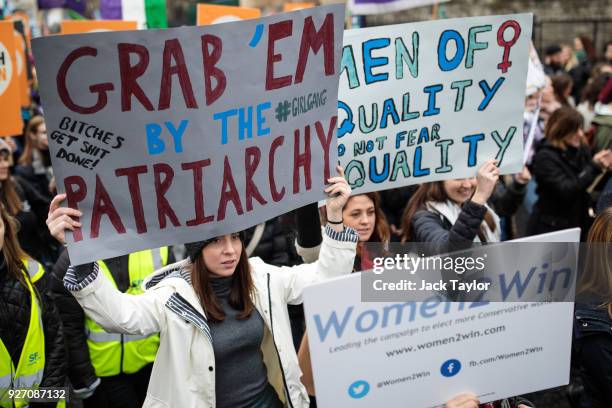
60, 20, 138, 34
0, 21, 23, 137
197, 4, 261, 26
32, 5, 344, 265
304, 228, 579, 408
338, 14, 532, 194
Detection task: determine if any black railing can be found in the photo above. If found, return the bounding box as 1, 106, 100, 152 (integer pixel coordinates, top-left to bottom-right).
534, 18, 612, 58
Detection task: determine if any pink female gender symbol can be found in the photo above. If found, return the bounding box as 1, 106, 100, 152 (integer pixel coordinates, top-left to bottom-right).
497, 20, 521, 73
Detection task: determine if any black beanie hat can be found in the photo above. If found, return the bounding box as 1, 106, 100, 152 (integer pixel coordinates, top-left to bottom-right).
184, 231, 246, 262
184, 240, 214, 262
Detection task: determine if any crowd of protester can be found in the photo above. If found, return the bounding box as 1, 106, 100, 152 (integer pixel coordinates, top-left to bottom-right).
0, 29, 611, 408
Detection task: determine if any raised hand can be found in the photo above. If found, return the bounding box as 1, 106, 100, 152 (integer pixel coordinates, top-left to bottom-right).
472, 160, 500, 205
324, 165, 351, 229
593, 149, 612, 170
514, 165, 532, 185
46, 194, 82, 245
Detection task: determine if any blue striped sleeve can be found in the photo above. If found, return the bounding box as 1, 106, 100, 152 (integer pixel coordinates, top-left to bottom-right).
64, 262, 99, 291
324, 225, 359, 243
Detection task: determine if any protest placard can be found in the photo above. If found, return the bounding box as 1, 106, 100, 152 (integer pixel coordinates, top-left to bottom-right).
33, 5, 344, 265
526, 42, 546, 95
0, 20, 23, 137
196, 4, 261, 26
5, 11, 31, 50
303, 228, 579, 408
12, 19, 30, 108
338, 14, 532, 194
60, 20, 138, 34
349, 0, 451, 15
283, 3, 314, 12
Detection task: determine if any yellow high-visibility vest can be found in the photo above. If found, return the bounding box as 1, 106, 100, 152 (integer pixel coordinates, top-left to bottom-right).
85, 248, 168, 377
0, 260, 46, 408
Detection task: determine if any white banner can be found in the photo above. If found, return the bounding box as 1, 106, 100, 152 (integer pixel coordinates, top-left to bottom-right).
33, 5, 344, 265
303, 229, 579, 408
338, 14, 532, 194
526, 42, 546, 95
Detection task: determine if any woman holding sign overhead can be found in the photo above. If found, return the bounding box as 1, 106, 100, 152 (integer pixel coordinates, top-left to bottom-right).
400, 160, 505, 247
296, 191, 391, 404
47, 166, 357, 408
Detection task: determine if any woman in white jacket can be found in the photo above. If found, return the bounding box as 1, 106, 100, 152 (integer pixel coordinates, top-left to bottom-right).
46, 167, 357, 408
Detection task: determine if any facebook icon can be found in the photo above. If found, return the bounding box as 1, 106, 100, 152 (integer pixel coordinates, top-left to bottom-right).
440, 359, 462, 377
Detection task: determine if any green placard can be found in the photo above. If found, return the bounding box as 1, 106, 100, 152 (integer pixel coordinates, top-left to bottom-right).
146, 0, 168, 29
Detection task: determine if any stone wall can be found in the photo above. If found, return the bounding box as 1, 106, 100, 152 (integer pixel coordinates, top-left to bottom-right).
363, 0, 612, 57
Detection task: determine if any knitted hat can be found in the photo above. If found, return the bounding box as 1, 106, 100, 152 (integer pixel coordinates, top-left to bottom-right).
184, 231, 245, 261
184, 239, 215, 262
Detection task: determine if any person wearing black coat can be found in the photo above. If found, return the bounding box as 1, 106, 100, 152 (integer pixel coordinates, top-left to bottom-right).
15, 116, 54, 200
527, 107, 612, 241
50, 248, 175, 407
574, 306, 612, 408
0, 205, 66, 408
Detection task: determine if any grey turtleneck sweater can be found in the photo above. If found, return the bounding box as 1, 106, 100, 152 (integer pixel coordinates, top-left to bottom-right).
209, 276, 282, 408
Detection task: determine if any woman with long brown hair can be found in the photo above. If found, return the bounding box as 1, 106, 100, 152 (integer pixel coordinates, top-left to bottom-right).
15, 115, 54, 199
0, 139, 59, 268
0, 205, 66, 407
47, 167, 357, 408
399, 160, 502, 248
317, 191, 391, 270
551, 73, 575, 107
574, 207, 612, 408
297, 192, 391, 403
527, 106, 612, 240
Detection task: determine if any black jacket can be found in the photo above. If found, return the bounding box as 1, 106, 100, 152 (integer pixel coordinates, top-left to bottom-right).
14, 162, 53, 201
50, 248, 175, 388
243, 215, 301, 267
0, 256, 66, 406
412, 200, 489, 249
12, 176, 60, 268
490, 179, 527, 219
574, 306, 612, 408
528, 143, 599, 240
243, 203, 322, 267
